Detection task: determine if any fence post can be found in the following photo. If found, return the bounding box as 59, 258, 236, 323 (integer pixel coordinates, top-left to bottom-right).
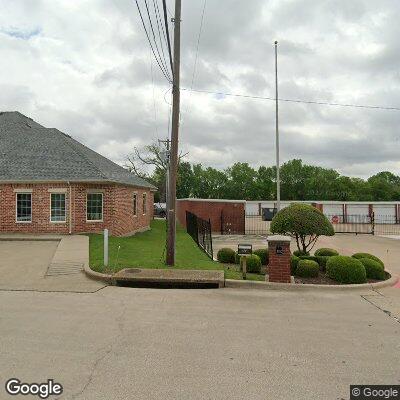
371, 212, 375, 235
209, 218, 213, 259
104, 228, 109, 267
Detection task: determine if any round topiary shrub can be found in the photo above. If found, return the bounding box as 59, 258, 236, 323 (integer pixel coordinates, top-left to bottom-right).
352, 253, 384, 268
245, 254, 262, 273
315, 255, 330, 271
290, 255, 299, 275
326, 256, 367, 284
299, 255, 319, 263
217, 248, 235, 264
314, 248, 339, 257
253, 249, 269, 265
296, 260, 319, 278
270, 203, 334, 254
293, 250, 309, 257
359, 258, 386, 280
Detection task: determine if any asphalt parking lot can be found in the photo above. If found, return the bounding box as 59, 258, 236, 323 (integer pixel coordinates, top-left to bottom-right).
0, 286, 399, 400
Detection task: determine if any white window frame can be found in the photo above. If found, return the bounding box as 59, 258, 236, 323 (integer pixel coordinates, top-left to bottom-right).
16, 192, 32, 223
50, 192, 67, 223
133, 192, 138, 217
142, 193, 147, 215
86, 192, 103, 222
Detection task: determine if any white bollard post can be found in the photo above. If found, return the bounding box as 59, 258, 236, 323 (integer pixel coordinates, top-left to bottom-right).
104, 228, 108, 267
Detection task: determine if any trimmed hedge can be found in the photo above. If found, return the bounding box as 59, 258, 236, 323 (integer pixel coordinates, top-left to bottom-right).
253, 249, 269, 265
296, 259, 319, 278
352, 253, 384, 268
314, 248, 339, 257
359, 258, 386, 280
293, 250, 309, 257
217, 248, 236, 264
316, 255, 330, 271
326, 256, 367, 284
290, 255, 300, 275
245, 254, 262, 273
299, 255, 319, 263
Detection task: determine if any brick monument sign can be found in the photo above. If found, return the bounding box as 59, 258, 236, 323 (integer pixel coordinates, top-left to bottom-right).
267, 235, 292, 283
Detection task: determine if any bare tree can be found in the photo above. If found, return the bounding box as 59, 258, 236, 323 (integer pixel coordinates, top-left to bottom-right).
126, 141, 187, 177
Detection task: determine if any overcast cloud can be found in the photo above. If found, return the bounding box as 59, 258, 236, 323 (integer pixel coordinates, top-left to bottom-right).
0, 0, 399, 178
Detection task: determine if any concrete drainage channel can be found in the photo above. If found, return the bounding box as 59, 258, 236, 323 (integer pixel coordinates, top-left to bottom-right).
84, 266, 225, 289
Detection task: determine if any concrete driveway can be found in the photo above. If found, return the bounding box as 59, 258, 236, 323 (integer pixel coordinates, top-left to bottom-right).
0, 286, 399, 399
0, 237, 105, 292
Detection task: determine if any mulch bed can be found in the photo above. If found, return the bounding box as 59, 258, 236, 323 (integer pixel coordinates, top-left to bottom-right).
294, 273, 381, 285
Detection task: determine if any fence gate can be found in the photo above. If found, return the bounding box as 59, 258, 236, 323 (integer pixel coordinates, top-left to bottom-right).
326, 214, 374, 234
185, 211, 213, 258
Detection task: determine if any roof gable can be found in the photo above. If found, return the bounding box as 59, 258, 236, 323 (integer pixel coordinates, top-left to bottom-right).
0, 112, 155, 189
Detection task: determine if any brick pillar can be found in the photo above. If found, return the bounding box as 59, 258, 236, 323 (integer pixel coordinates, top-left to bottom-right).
267, 235, 292, 283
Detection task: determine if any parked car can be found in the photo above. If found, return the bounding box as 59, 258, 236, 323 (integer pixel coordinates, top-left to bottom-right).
154, 202, 166, 218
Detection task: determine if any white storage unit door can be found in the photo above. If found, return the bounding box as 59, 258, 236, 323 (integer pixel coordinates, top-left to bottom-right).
246, 202, 259, 214
373, 205, 396, 224
346, 204, 370, 223
323, 204, 343, 218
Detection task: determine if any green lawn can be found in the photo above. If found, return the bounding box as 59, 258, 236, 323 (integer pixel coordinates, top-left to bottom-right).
88, 219, 263, 281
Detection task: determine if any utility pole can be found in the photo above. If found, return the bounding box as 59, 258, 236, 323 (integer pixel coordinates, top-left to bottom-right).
274, 40, 281, 212
158, 138, 171, 208
166, 0, 181, 266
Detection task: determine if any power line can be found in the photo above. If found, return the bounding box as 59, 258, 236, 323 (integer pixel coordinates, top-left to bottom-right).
189, 0, 206, 91
152, 0, 170, 79
143, 0, 171, 81
162, 0, 174, 77
135, 0, 172, 82
181, 87, 400, 111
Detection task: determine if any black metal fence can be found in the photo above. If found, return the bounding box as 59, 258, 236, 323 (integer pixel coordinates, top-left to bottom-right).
325, 214, 374, 234
219, 210, 400, 237
186, 211, 213, 259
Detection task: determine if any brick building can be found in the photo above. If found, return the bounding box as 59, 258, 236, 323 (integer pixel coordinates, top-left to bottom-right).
0, 112, 155, 236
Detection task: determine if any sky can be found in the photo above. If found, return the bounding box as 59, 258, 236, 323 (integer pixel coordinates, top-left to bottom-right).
0, 0, 399, 179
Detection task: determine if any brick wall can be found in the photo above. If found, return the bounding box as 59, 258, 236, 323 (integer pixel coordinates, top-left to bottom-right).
176, 199, 245, 233
0, 183, 154, 236
267, 239, 292, 283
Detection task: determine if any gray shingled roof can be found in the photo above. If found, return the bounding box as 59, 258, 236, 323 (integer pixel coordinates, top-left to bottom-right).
0, 112, 156, 189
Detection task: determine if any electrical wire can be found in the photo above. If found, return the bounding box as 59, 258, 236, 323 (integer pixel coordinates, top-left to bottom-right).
135, 0, 172, 82
152, 0, 169, 79
181, 87, 400, 111
189, 0, 206, 91
162, 0, 174, 77
143, 0, 171, 81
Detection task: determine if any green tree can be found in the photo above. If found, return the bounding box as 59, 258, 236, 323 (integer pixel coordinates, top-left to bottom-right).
225, 162, 257, 199
368, 172, 400, 201
270, 204, 335, 253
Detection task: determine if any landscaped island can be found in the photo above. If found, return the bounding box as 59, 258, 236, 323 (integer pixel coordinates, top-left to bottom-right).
88, 219, 264, 281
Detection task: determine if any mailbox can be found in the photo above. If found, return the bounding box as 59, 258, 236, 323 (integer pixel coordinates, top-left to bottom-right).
262, 207, 277, 221
276, 245, 284, 255
237, 243, 252, 256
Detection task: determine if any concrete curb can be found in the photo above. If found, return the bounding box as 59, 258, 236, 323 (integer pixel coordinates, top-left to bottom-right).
85, 264, 398, 291
84, 266, 225, 288
225, 271, 399, 291
84, 264, 113, 284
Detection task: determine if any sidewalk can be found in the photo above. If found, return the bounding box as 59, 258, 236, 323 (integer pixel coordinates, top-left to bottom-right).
0, 235, 106, 293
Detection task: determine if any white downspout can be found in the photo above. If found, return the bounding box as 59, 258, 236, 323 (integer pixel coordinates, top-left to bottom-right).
68, 181, 72, 234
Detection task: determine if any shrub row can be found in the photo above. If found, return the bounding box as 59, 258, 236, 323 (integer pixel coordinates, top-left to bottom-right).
216, 248, 263, 273
296, 259, 319, 278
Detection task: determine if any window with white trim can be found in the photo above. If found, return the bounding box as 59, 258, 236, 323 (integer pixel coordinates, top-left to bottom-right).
51, 193, 66, 222
142, 193, 147, 215
87, 193, 103, 221
133, 193, 137, 216
16, 193, 32, 222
